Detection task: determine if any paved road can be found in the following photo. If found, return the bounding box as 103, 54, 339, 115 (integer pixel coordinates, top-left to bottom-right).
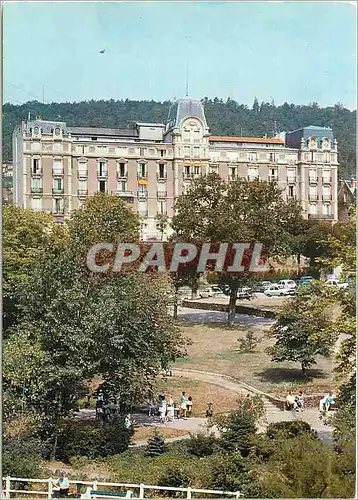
178, 306, 274, 326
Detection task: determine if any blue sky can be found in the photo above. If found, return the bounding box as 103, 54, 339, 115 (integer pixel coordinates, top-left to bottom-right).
3, 1, 357, 109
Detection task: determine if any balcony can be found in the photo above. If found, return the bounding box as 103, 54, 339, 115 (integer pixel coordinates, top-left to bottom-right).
247, 175, 259, 181
117, 171, 128, 180
322, 194, 332, 201
52, 187, 64, 197
139, 211, 148, 218
97, 170, 108, 180
137, 191, 148, 199
309, 177, 318, 184
309, 194, 319, 201
77, 189, 88, 197
78, 170, 88, 180
157, 191, 167, 198
116, 190, 135, 198
31, 187, 43, 195
228, 175, 239, 181
32, 170, 42, 178
53, 169, 64, 177
308, 214, 334, 220
157, 173, 167, 181
137, 173, 148, 180
268, 175, 278, 182
322, 177, 332, 184
183, 172, 195, 180
287, 176, 297, 184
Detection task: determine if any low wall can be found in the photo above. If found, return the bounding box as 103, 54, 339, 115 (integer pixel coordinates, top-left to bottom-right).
182, 299, 276, 319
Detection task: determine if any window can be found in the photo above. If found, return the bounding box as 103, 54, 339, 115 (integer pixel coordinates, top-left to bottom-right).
183, 128, 190, 142
230, 167, 237, 180
157, 200, 166, 215
140, 148, 146, 156
31, 197, 42, 211
248, 167, 258, 180
184, 146, 191, 158
138, 184, 147, 194
323, 204, 331, 216
193, 147, 200, 158
193, 166, 200, 177
268, 152, 276, 162
79, 180, 87, 191
54, 198, 64, 214
288, 186, 294, 198
160, 149, 166, 157
118, 181, 127, 192
248, 152, 257, 162
78, 162, 88, 178
138, 200, 147, 216
158, 164, 166, 179
184, 165, 191, 178
323, 185, 331, 201
194, 129, 200, 142
99, 180, 106, 193
309, 168, 317, 183
33, 158, 40, 174
309, 203, 317, 215
269, 168, 277, 180
53, 159, 63, 176
54, 178, 63, 191
322, 170, 331, 183
309, 185, 317, 201
138, 163, 147, 178
287, 169, 295, 182
118, 163, 126, 177
98, 161, 107, 177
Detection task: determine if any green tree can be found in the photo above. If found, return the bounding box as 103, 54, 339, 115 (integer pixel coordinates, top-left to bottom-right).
266, 288, 335, 374
172, 174, 304, 323
146, 431, 166, 457
215, 408, 257, 455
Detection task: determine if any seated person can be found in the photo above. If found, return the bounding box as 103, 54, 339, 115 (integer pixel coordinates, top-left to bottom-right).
295, 391, 304, 412
286, 391, 296, 410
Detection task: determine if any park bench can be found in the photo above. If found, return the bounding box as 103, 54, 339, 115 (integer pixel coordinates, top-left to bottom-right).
80, 486, 134, 499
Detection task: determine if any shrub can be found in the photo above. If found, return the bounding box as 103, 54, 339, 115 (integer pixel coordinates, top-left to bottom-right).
216, 409, 257, 456
55, 416, 133, 462
145, 431, 166, 457
266, 420, 317, 440
159, 465, 190, 487
186, 432, 217, 457
237, 331, 259, 352
3, 436, 43, 478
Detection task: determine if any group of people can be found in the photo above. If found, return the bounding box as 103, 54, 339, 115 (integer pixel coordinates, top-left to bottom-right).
95, 392, 111, 422
285, 390, 304, 411
149, 391, 194, 422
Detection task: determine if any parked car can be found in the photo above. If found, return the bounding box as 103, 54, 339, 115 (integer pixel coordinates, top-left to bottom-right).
325, 279, 349, 289
299, 276, 314, 286
264, 284, 295, 297
198, 288, 213, 298
252, 281, 272, 293
278, 279, 297, 290
210, 285, 225, 297
237, 287, 252, 300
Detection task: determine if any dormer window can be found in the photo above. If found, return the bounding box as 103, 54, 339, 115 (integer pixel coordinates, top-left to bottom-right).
55, 127, 61, 136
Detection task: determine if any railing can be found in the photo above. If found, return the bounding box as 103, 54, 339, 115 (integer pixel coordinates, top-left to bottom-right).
52, 188, 64, 195
228, 175, 239, 181
322, 177, 332, 184
2, 476, 240, 499
77, 189, 88, 197
137, 191, 148, 198
157, 191, 167, 198
117, 190, 135, 197
31, 187, 43, 194
32, 170, 42, 177
308, 214, 334, 220
97, 171, 108, 179
309, 177, 318, 183
308, 194, 319, 201
268, 175, 278, 182
78, 170, 88, 180
117, 172, 128, 180
52, 169, 64, 177
247, 175, 259, 181
157, 174, 167, 181
322, 194, 332, 201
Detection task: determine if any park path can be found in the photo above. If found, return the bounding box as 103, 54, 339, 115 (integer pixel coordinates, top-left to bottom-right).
173, 368, 334, 442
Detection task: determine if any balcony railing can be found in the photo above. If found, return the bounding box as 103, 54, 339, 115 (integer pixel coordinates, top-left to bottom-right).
287, 176, 297, 183
137, 191, 148, 198
309, 177, 318, 184
322, 194, 332, 201
268, 175, 278, 182
78, 170, 88, 180
137, 173, 148, 179
117, 190, 135, 197
308, 214, 334, 220
322, 177, 332, 184
247, 175, 259, 181
228, 175, 239, 181
157, 173, 167, 181
32, 170, 42, 178
52, 169, 64, 177
52, 187, 64, 196
31, 187, 43, 194
117, 171, 128, 180
157, 191, 167, 198
97, 170, 108, 179
308, 194, 319, 201
77, 189, 88, 197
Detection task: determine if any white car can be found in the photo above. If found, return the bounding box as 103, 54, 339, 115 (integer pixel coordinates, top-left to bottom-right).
264, 284, 295, 297
199, 288, 213, 298
278, 279, 297, 289
325, 279, 349, 289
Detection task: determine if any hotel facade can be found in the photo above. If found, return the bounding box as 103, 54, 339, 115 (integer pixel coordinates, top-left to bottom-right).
13, 98, 339, 240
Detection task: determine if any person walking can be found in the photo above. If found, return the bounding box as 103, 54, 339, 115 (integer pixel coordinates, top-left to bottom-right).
159, 396, 167, 423
166, 394, 174, 422
186, 396, 193, 417
180, 391, 187, 419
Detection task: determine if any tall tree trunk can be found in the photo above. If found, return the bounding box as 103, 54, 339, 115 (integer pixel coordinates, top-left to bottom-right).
228, 286, 238, 325
297, 252, 301, 275
301, 362, 307, 376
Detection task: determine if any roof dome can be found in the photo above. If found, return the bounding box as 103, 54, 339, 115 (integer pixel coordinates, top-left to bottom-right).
166, 98, 207, 130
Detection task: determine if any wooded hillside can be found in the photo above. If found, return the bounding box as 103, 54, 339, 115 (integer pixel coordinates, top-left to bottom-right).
3, 97, 355, 177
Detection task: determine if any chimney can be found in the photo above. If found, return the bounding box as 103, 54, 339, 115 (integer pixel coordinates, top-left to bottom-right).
350, 177, 356, 190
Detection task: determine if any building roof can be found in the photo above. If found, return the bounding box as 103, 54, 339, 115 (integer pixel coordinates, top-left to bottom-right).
209, 136, 284, 144
166, 99, 208, 130
68, 126, 138, 137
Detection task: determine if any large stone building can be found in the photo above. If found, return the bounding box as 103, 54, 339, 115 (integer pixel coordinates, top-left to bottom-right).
13, 98, 339, 239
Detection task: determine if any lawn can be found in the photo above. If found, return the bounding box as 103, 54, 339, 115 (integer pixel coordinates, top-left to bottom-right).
154, 378, 241, 416
175, 322, 334, 396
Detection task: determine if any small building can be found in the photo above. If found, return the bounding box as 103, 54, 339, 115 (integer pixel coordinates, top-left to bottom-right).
338, 177, 356, 221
